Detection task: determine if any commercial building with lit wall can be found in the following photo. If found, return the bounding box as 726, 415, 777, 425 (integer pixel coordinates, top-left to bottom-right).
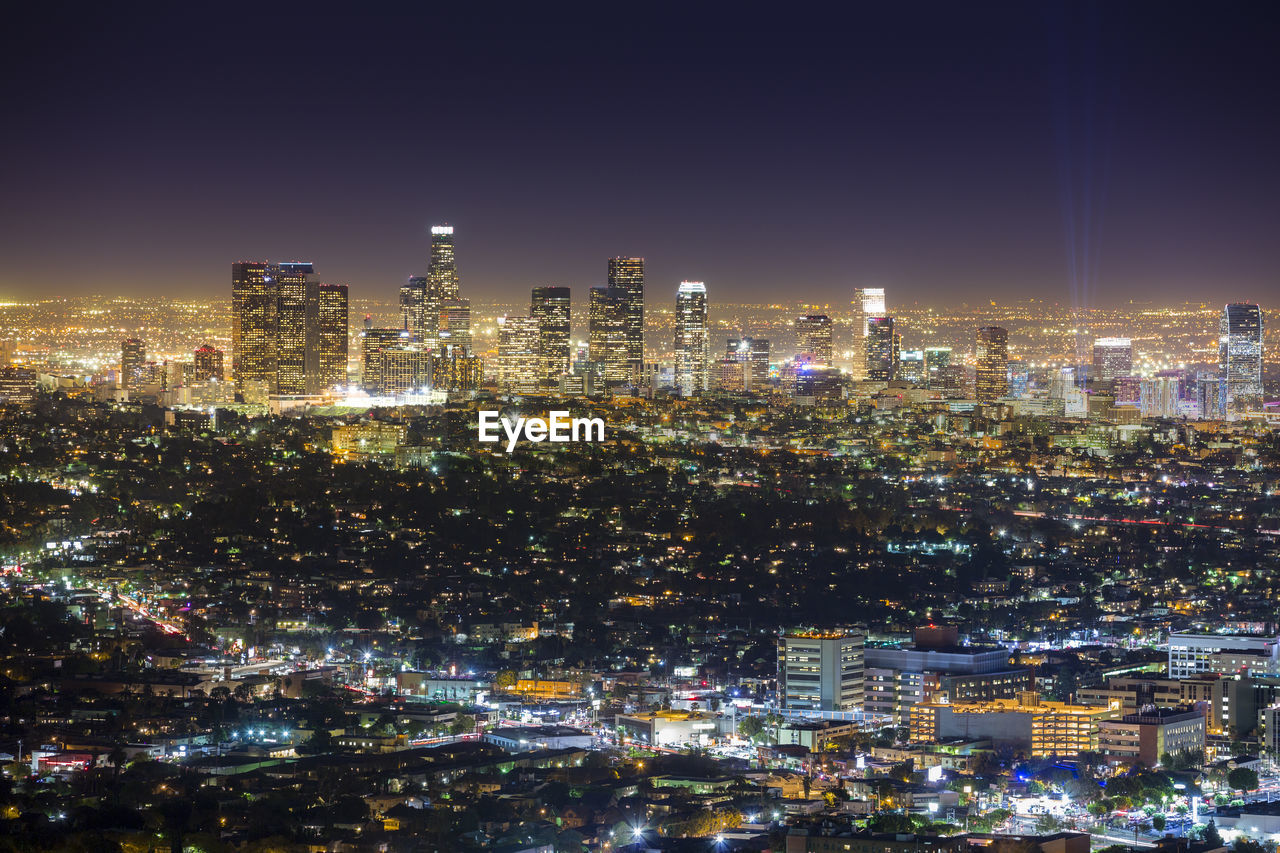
909, 692, 1118, 758
1167, 633, 1280, 679
1097, 707, 1205, 767
779, 630, 865, 712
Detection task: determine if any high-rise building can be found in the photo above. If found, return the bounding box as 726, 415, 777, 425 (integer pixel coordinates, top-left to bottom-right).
1220, 303, 1264, 420
427, 225, 460, 303
674, 281, 709, 396
779, 630, 865, 712
417, 225, 465, 349
852, 289, 885, 380
121, 338, 146, 390
498, 316, 541, 394
975, 326, 1010, 403
312, 283, 349, 392
232, 261, 348, 398
588, 286, 628, 384
608, 257, 645, 375
400, 276, 428, 338
865, 317, 896, 381
231, 262, 277, 395
432, 352, 482, 392
380, 344, 433, 396
796, 314, 833, 367
439, 298, 472, 356
1092, 337, 1133, 385
0, 367, 37, 406
924, 346, 952, 389
726, 337, 770, 391
853, 288, 886, 337
898, 349, 926, 384
361, 328, 410, 394
193, 344, 224, 382
274, 262, 317, 396
531, 286, 571, 391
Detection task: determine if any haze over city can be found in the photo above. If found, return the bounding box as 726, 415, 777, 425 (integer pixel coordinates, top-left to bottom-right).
2, 2, 1278, 305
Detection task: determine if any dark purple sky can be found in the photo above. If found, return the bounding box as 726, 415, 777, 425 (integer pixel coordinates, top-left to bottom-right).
2, 2, 1277, 307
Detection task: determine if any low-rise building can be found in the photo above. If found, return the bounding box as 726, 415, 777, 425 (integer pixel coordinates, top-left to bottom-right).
1097, 707, 1206, 766
909, 692, 1118, 758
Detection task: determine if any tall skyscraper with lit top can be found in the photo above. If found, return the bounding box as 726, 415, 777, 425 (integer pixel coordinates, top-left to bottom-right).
675, 281, 709, 396
416, 225, 466, 350
1220, 303, 1263, 420
427, 225, 460, 302
852, 287, 886, 379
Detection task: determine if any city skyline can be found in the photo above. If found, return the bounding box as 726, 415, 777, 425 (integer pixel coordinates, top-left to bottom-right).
2, 4, 1278, 305
5, 7, 1280, 849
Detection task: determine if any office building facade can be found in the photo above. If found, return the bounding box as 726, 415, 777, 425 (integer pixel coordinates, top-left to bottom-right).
674, 281, 709, 396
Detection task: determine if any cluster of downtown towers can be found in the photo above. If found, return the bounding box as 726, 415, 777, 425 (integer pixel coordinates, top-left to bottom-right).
228, 225, 686, 399
226, 225, 1267, 415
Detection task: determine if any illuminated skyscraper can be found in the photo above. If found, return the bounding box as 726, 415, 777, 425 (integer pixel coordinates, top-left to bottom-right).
1092, 337, 1133, 385
531, 286, 571, 391
898, 349, 925, 384
924, 346, 952, 389
498, 316, 541, 394
361, 327, 409, 394
726, 337, 771, 391
427, 225, 460, 302
796, 314, 833, 367
231, 262, 278, 395
312, 283, 349, 392
865, 317, 896, 381
1219, 303, 1263, 420
274, 262, 317, 395
439, 298, 472, 356
193, 344, 224, 382
975, 325, 1009, 402
432, 352, 482, 392
674, 281, 709, 396
780, 630, 865, 712
852, 288, 886, 379
400, 275, 428, 338
608, 257, 645, 374
380, 344, 433, 395
588, 286, 628, 384
121, 338, 146, 390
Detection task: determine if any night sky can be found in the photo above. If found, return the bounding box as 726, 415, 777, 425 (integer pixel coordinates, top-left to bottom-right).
2, 2, 1277, 306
